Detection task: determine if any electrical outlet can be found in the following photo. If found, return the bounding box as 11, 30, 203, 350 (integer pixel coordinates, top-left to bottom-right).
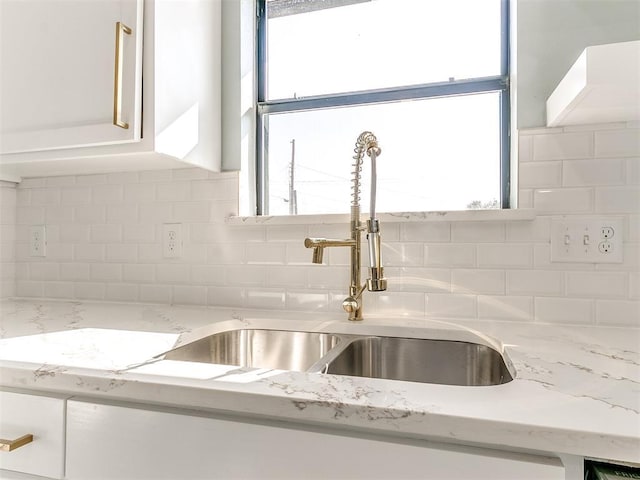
551, 216, 623, 263
163, 223, 182, 258
601, 227, 615, 239
30, 225, 46, 257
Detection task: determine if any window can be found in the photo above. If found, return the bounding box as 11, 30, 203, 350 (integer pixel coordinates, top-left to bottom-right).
257, 0, 510, 215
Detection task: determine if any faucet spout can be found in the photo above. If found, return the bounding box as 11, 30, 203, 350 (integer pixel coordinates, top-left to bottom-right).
303, 131, 388, 321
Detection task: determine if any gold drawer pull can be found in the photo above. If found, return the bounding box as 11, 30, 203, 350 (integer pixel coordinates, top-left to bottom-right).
0, 434, 33, 452
113, 21, 132, 129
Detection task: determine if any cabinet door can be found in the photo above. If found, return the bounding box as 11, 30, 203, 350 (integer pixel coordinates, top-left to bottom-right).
0, 391, 66, 479
66, 400, 565, 480
0, 0, 143, 154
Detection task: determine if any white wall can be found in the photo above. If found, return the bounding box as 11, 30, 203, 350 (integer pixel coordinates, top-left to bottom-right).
517, 0, 640, 128
11, 121, 640, 326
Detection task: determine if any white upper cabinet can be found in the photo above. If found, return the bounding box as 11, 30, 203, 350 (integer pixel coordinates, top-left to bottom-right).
546, 40, 640, 127
0, 0, 221, 182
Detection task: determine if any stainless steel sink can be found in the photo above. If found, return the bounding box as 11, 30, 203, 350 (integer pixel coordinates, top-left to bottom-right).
323, 336, 513, 386
164, 329, 341, 372
162, 327, 514, 386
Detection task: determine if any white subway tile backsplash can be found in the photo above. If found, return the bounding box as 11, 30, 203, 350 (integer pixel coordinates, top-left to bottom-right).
246, 243, 286, 265
60, 187, 92, 205
74, 282, 105, 300
140, 284, 173, 304
400, 222, 450, 242
595, 300, 640, 326
107, 204, 139, 224
157, 181, 191, 201
266, 266, 308, 288
123, 224, 156, 243
7, 125, 637, 327
477, 244, 533, 268
629, 272, 639, 299
626, 158, 640, 185
207, 243, 246, 265
74, 244, 105, 262
478, 295, 533, 321
156, 264, 191, 284
285, 291, 329, 311
207, 286, 244, 307
245, 289, 286, 309
382, 242, 424, 266
518, 134, 533, 162
451, 222, 505, 243
533, 132, 592, 161
595, 186, 640, 214
90, 224, 122, 243
122, 264, 154, 283
533, 188, 593, 213
74, 205, 106, 224
307, 266, 350, 289
535, 297, 593, 324
44, 281, 74, 299
506, 217, 550, 243
191, 265, 226, 286
17, 206, 45, 224
123, 183, 155, 203
29, 263, 59, 281
173, 202, 212, 223
46, 206, 74, 224
424, 244, 476, 267
426, 293, 476, 318
16, 280, 44, 297
30, 188, 61, 206
595, 129, 640, 158
92, 185, 124, 205
106, 244, 138, 263
519, 162, 562, 188
173, 285, 207, 305
59, 263, 90, 281
91, 264, 123, 282
563, 159, 625, 187
226, 265, 265, 286
371, 292, 425, 316
507, 270, 564, 295
566, 272, 627, 298
106, 284, 139, 302
394, 267, 450, 293
452, 269, 504, 295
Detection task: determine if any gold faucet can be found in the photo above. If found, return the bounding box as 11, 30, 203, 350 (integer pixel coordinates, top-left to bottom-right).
304, 132, 387, 321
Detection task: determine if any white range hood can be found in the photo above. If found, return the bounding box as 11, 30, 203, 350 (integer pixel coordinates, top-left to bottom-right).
546, 40, 640, 127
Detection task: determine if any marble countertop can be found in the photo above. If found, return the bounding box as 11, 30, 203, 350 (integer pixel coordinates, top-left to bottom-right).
0, 298, 638, 464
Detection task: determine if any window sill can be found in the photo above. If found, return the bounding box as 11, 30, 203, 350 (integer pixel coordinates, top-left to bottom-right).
226, 209, 537, 226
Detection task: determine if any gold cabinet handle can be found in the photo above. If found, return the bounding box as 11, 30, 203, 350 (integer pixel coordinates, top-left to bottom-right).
0, 434, 34, 452
113, 21, 132, 129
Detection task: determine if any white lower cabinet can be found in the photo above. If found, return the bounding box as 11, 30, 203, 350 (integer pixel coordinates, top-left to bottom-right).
0, 391, 67, 480
66, 400, 565, 480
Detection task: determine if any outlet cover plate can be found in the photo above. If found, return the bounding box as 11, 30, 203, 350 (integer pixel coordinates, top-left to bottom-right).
163, 223, 182, 258
29, 225, 46, 257
551, 216, 623, 263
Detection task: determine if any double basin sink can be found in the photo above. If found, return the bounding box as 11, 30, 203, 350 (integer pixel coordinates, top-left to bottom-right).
162, 328, 514, 386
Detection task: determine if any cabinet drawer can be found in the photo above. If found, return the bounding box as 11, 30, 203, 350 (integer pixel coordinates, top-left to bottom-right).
0, 392, 66, 479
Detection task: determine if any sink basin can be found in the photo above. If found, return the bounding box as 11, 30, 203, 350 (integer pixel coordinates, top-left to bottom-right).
324, 336, 513, 386
162, 327, 514, 386
163, 329, 341, 372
